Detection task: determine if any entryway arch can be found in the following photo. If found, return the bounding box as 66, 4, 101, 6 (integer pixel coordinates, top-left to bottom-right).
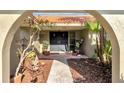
2, 10, 120, 83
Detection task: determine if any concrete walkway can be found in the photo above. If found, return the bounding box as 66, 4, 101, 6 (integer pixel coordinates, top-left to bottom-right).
46, 54, 88, 83
47, 59, 73, 83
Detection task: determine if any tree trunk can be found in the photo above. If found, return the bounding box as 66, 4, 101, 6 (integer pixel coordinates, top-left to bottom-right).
15, 30, 38, 77
96, 35, 100, 60
99, 27, 104, 63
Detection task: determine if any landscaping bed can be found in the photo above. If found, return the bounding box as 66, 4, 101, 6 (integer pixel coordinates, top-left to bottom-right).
68, 58, 112, 83
10, 59, 53, 83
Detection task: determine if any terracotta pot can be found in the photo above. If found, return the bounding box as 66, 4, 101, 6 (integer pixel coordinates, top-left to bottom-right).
72, 52, 78, 56
75, 49, 80, 54
42, 51, 50, 56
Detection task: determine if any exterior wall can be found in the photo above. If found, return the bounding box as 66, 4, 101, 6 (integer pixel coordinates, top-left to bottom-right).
10, 28, 31, 76
68, 30, 96, 57
80, 30, 96, 57
39, 31, 50, 52
103, 15, 124, 81
10, 28, 20, 76
75, 31, 81, 40
0, 14, 21, 82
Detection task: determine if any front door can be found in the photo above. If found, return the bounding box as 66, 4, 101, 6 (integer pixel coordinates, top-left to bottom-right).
50, 32, 68, 51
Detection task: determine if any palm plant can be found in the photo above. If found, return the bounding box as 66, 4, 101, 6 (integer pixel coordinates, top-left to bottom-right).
85, 21, 100, 33
42, 40, 50, 55
85, 21, 112, 64
85, 21, 102, 60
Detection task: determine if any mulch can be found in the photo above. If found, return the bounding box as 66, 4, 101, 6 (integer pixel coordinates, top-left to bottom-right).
10, 59, 53, 83
68, 58, 112, 83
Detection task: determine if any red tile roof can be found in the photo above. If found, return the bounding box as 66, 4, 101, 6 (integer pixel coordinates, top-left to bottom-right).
34, 15, 96, 23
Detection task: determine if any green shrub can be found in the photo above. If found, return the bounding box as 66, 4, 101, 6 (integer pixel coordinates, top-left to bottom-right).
26, 51, 36, 60
42, 40, 49, 50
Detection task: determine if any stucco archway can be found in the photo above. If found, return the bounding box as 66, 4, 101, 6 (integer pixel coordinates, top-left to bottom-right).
2, 10, 120, 83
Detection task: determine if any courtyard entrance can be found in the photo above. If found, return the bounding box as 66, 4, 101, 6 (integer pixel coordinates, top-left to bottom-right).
0, 10, 120, 83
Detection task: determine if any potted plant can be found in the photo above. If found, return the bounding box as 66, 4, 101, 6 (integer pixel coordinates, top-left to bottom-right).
72, 39, 83, 56
42, 40, 50, 55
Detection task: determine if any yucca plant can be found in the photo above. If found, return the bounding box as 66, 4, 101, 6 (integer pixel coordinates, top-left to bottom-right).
103, 40, 112, 64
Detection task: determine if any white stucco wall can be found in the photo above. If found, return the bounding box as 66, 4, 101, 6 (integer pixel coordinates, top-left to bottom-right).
39, 31, 50, 52
10, 28, 31, 76
0, 14, 22, 82
103, 15, 124, 80
10, 28, 20, 76
81, 30, 96, 57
